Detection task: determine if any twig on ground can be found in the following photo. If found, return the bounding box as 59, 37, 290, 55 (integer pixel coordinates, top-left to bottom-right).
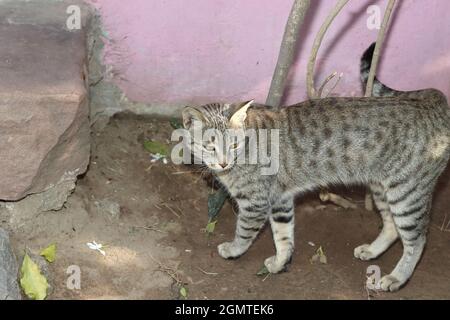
171, 171, 193, 175
131, 224, 166, 234
319, 190, 357, 209
149, 254, 184, 285
364, 193, 374, 212
431, 224, 450, 233
161, 203, 181, 218
261, 272, 271, 282
196, 267, 219, 276
191, 199, 201, 212
439, 214, 450, 232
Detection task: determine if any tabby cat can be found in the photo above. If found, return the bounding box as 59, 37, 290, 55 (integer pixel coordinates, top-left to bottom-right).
181, 43, 450, 291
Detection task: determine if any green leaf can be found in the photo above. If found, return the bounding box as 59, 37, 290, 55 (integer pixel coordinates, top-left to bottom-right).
179, 286, 188, 299
169, 118, 183, 129
256, 265, 270, 276
207, 189, 228, 220
205, 220, 217, 234
20, 254, 49, 300
143, 140, 169, 156
40, 244, 56, 263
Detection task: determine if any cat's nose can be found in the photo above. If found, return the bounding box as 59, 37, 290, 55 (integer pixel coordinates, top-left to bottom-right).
219, 162, 227, 168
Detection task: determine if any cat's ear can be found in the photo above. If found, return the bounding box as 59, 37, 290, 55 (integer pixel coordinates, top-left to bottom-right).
182, 106, 205, 129
229, 100, 254, 128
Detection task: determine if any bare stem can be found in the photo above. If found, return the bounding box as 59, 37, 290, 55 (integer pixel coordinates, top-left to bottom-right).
317, 71, 338, 97
364, 0, 397, 97
306, 0, 350, 99
324, 72, 343, 97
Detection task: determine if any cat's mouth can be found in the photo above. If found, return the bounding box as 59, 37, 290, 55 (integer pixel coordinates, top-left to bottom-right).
208, 163, 233, 172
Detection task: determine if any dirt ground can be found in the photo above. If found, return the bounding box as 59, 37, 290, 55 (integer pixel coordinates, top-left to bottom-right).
4, 113, 450, 300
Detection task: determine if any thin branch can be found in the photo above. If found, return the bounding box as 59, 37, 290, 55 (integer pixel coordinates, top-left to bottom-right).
364, 0, 396, 97
324, 72, 343, 98
363, 0, 396, 211
149, 254, 184, 285
317, 71, 338, 97
266, 0, 311, 107
306, 0, 350, 99
196, 267, 219, 276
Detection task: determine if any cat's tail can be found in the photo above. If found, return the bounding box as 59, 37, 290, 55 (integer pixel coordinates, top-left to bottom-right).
360, 42, 400, 97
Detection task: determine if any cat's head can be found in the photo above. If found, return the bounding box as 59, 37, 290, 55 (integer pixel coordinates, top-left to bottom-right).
182, 100, 253, 172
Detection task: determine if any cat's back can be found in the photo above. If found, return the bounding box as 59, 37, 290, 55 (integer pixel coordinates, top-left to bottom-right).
276, 93, 450, 184
280, 92, 450, 138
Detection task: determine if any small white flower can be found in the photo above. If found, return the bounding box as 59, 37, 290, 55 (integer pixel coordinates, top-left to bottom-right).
150, 153, 168, 164
87, 241, 106, 256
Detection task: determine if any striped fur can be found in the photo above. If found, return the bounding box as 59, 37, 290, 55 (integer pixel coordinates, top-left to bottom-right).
183, 44, 450, 292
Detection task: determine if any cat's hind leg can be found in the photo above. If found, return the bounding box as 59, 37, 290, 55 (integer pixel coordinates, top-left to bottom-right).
354, 183, 399, 261
265, 193, 295, 273
377, 176, 436, 292
218, 197, 269, 259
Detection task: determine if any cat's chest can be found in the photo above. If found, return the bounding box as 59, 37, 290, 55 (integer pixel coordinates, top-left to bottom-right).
214, 169, 237, 190
215, 166, 261, 191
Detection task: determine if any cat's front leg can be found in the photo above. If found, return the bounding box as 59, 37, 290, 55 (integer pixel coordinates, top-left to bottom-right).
265, 194, 295, 273
218, 199, 269, 259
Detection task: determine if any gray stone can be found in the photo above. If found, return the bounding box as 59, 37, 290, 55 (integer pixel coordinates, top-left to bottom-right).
0, 0, 92, 201
1, 170, 79, 230
0, 228, 21, 300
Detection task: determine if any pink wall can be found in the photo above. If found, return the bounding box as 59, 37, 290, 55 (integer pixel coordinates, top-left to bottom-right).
87, 0, 450, 105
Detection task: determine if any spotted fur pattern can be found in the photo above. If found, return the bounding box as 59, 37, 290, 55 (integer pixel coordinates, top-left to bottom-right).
183, 44, 450, 291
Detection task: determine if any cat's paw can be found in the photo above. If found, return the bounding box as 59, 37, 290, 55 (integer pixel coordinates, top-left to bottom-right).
264, 256, 287, 274
354, 244, 376, 261
217, 242, 244, 259
378, 274, 403, 292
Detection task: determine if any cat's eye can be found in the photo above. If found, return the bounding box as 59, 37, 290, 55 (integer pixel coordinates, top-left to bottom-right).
230, 143, 239, 149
